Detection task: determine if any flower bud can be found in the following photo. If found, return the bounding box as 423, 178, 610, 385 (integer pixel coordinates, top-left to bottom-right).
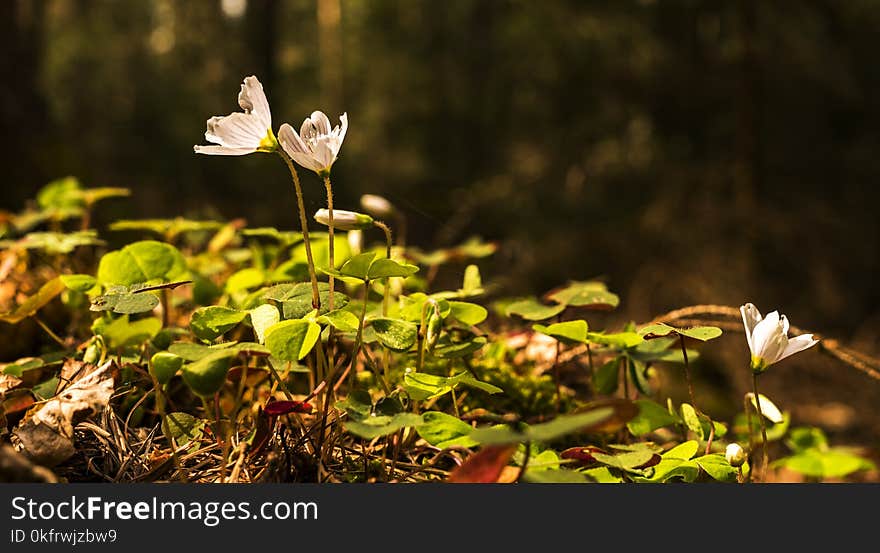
725, 443, 746, 468
360, 194, 395, 218
313, 209, 374, 231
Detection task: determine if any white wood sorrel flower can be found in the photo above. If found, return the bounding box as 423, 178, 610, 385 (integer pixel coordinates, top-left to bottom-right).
194, 75, 278, 155
740, 302, 818, 373
314, 209, 373, 231
278, 111, 348, 176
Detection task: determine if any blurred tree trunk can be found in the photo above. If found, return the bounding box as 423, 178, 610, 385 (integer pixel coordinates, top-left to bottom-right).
246, 0, 278, 91
317, 0, 343, 112
735, 0, 761, 217
0, 0, 49, 203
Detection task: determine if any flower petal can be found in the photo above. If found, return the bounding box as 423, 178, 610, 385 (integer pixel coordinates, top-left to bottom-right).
194, 145, 257, 156
740, 303, 762, 355
337, 112, 348, 145
310, 111, 332, 136
751, 310, 780, 360
238, 76, 272, 132
205, 112, 265, 148
278, 123, 310, 155
778, 333, 818, 363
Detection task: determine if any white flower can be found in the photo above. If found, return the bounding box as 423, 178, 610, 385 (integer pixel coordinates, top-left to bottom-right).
194, 75, 277, 156
740, 302, 818, 373
360, 194, 395, 218
313, 209, 373, 231
278, 111, 348, 176
725, 443, 746, 467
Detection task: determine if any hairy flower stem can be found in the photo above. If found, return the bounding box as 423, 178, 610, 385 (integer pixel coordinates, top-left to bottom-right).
278, 151, 321, 310
752, 372, 769, 480
373, 220, 393, 316
323, 175, 335, 310
679, 335, 697, 408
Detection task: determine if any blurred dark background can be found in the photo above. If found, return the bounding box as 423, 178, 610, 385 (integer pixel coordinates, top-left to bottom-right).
2, 0, 879, 344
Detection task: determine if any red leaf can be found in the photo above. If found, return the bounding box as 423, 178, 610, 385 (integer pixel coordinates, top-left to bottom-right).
448, 445, 517, 483
264, 400, 312, 416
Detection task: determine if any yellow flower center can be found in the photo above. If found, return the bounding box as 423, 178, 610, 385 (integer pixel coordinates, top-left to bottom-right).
258, 129, 279, 152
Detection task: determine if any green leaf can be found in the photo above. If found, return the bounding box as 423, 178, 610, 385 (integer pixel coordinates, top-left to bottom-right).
97, 240, 188, 286
416, 412, 479, 449
333, 251, 376, 280
433, 336, 488, 358
402, 371, 503, 401
462, 264, 482, 294
265, 282, 349, 319
533, 320, 588, 344
638, 441, 701, 483
470, 408, 614, 445
695, 454, 739, 482
344, 413, 425, 440
249, 304, 280, 344
546, 281, 619, 309
150, 351, 184, 385
264, 319, 321, 361
90, 284, 160, 314
336, 389, 373, 421
317, 309, 360, 333
584, 331, 644, 349
181, 349, 236, 397
59, 274, 97, 292
162, 412, 205, 449
13, 231, 105, 254
1, 357, 47, 377
786, 426, 829, 453
638, 322, 723, 342
593, 359, 620, 395
773, 449, 875, 479
190, 306, 247, 342
681, 403, 707, 440
583, 467, 624, 483
94, 315, 162, 349
370, 318, 418, 351
225, 268, 266, 294
448, 301, 488, 326
367, 258, 419, 280
399, 293, 451, 322
522, 469, 590, 483
627, 399, 682, 436
505, 298, 565, 321
0, 277, 67, 323
592, 450, 656, 471
37, 176, 84, 210
168, 341, 239, 361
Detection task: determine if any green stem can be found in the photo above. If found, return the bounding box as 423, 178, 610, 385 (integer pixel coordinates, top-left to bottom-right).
278, 151, 321, 310
752, 372, 769, 481
323, 175, 335, 310
373, 220, 393, 316
32, 316, 66, 348
679, 335, 697, 408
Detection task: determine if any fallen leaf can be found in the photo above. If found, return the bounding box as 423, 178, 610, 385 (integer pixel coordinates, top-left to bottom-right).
448, 445, 517, 483
14, 360, 115, 467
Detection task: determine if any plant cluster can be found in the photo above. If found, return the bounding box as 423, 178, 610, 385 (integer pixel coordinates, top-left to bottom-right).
0, 77, 875, 484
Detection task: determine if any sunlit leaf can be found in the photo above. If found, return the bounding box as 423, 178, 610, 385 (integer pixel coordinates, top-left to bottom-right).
545, 281, 619, 310
344, 413, 425, 440
190, 306, 247, 341
0, 277, 67, 323
264, 319, 321, 361
533, 320, 588, 344
416, 411, 479, 449
97, 240, 188, 286
370, 318, 418, 351
627, 399, 682, 436
470, 407, 614, 445
505, 298, 565, 321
